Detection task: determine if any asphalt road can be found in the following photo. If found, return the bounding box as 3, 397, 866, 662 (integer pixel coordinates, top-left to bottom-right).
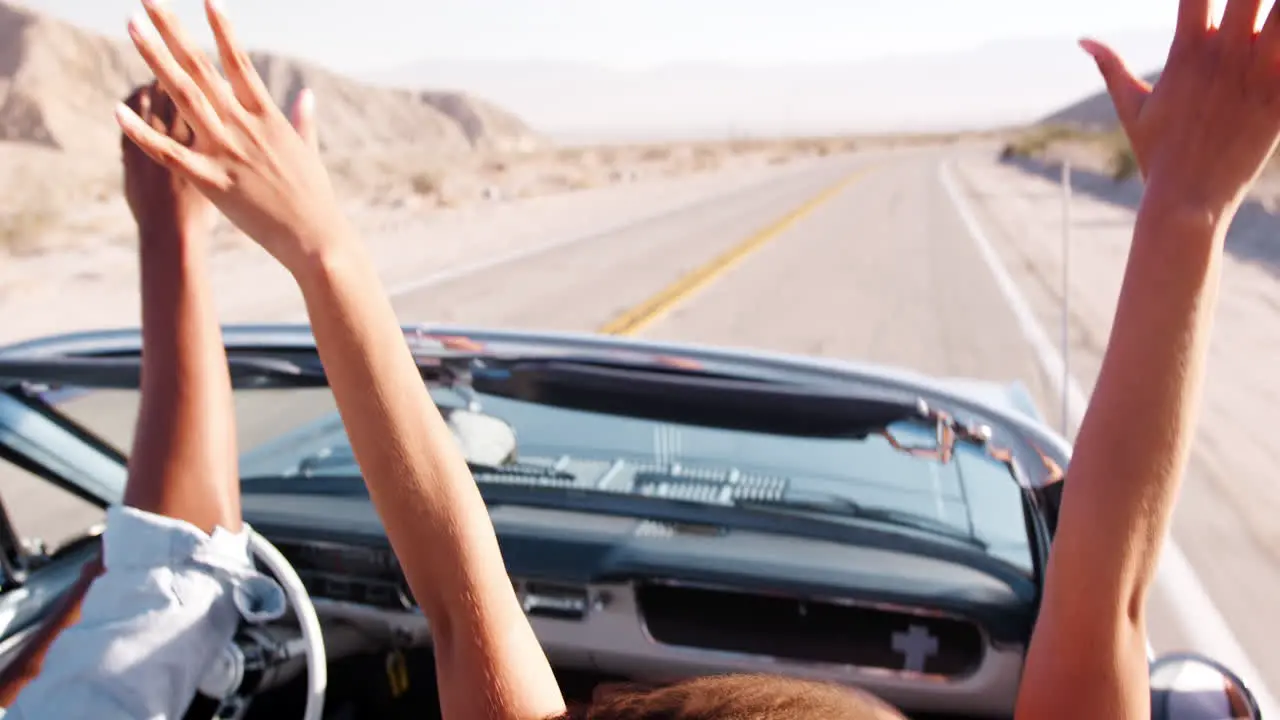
10, 147, 1278, 703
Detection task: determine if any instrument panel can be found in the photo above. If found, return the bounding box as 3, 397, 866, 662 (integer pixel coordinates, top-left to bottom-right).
267, 535, 1025, 717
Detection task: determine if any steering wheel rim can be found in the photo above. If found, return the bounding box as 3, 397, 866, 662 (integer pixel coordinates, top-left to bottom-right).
248, 531, 327, 720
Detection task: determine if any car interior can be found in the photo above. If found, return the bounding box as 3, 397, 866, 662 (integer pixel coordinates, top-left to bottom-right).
0, 354, 1064, 720
0, 446, 1032, 720
0, 356, 1260, 720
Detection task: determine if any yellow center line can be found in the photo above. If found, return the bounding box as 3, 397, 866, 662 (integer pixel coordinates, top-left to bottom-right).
597, 167, 873, 338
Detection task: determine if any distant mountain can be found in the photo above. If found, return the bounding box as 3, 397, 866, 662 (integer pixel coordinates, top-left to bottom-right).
0, 1, 152, 152
1039, 70, 1162, 128
247, 53, 544, 156
371, 30, 1174, 139
0, 0, 544, 157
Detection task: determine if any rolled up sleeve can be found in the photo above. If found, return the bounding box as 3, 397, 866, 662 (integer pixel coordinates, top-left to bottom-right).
4, 505, 285, 720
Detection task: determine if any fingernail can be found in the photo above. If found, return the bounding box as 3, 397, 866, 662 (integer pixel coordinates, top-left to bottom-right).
128, 13, 156, 39
142, 0, 166, 8
1078, 38, 1100, 58
300, 88, 315, 113
114, 102, 135, 126
208, 0, 225, 13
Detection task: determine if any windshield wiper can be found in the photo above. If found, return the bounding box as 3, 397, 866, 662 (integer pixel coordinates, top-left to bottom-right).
294, 446, 576, 482
733, 495, 987, 550
468, 460, 575, 482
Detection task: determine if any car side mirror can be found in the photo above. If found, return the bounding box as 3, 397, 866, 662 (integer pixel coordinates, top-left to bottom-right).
1150, 653, 1261, 720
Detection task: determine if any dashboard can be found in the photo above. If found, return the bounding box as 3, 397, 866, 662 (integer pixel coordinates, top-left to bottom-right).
243, 491, 1038, 718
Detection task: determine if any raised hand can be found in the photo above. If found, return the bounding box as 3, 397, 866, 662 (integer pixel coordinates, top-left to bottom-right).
117, 0, 333, 272
1082, 0, 1280, 215
1016, 4, 1276, 720
122, 82, 217, 238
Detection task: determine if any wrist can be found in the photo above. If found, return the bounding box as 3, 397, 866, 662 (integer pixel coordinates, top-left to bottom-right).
1130, 188, 1227, 289
290, 236, 369, 297
286, 220, 368, 291
137, 220, 209, 251
1141, 154, 1244, 233
1137, 181, 1234, 242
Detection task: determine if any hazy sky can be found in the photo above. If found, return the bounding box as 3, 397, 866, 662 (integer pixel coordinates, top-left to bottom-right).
19, 0, 1206, 73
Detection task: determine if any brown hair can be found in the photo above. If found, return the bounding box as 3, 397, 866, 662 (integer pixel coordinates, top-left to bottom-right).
550, 674, 907, 719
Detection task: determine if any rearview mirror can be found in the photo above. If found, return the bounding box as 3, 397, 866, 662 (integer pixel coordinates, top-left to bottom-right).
1150, 653, 1261, 720
443, 408, 518, 467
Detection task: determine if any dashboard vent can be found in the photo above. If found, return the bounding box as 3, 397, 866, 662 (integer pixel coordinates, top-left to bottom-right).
634, 520, 728, 538
297, 571, 414, 611
636, 583, 984, 678
271, 539, 413, 610
632, 468, 787, 505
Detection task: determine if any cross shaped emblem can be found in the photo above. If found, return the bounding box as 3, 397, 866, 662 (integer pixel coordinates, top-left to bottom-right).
891, 624, 940, 672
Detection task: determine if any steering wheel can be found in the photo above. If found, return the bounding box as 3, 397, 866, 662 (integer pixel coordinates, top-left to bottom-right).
199, 532, 327, 720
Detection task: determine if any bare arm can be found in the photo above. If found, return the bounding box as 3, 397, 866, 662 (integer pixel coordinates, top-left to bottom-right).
118, 80, 240, 533
1017, 1, 1280, 717
122, 210, 241, 534
115, 3, 565, 718
293, 239, 565, 720
120, 81, 241, 535
1016, 192, 1226, 720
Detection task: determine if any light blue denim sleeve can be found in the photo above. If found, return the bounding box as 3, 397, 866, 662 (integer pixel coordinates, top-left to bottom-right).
3, 505, 285, 720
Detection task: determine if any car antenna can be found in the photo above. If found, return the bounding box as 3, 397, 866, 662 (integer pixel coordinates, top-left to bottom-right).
1059, 160, 1072, 437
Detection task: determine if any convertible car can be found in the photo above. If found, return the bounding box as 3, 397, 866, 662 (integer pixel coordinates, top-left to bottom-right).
0, 325, 1260, 720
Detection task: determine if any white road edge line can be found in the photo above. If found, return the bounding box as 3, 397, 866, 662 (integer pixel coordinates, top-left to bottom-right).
938, 159, 1279, 717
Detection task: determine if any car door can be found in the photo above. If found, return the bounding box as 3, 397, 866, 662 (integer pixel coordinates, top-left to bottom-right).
0, 389, 118, 663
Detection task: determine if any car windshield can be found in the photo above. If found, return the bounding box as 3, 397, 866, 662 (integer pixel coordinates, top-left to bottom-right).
47, 383, 1033, 573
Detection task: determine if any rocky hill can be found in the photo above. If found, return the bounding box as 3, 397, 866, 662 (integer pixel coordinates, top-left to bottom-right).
0, 0, 545, 159
1037, 70, 1161, 129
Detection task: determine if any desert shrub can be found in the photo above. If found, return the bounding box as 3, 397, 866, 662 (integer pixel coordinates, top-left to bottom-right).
1109, 144, 1139, 183
1001, 124, 1088, 159
555, 148, 585, 164
690, 146, 721, 172
639, 146, 671, 162
409, 171, 444, 196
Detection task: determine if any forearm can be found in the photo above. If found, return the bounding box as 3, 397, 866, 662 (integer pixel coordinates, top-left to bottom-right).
0, 555, 103, 706
124, 226, 241, 533
294, 242, 497, 623
1019, 189, 1227, 719
293, 241, 563, 718
1057, 193, 1224, 618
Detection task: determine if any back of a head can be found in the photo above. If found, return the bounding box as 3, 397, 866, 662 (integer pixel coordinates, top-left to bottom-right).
555, 674, 908, 720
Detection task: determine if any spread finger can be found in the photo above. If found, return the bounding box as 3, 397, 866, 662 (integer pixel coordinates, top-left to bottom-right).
205, 0, 274, 114
128, 13, 227, 146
